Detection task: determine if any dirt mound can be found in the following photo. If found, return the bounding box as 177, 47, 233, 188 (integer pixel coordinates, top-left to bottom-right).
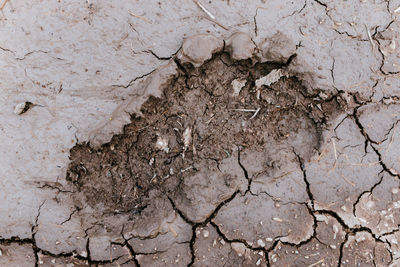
66, 52, 343, 216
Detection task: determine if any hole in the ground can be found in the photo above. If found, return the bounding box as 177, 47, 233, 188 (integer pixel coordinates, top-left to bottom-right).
66, 52, 343, 215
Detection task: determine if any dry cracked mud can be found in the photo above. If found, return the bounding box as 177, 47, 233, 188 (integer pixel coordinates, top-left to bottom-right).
59, 39, 381, 266
66, 52, 341, 219
3, 0, 400, 266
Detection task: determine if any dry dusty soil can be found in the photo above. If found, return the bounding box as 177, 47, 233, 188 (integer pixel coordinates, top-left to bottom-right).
2, 0, 400, 267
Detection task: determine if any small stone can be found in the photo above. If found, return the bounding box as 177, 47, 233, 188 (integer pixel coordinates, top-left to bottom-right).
366, 200, 375, 208
14, 101, 32, 115
333, 224, 339, 239
183, 127, 192, 150
319, 92, 329, 99
255, 69, 285, 89
271, 253, 278, 263
231, 242, 249, 259
383, 98, 394, 105
155, 136, 169, 153
203, 230, 209, 238
390, 40, 396, 51
256, 258, 261, 265
257, 239, 265, 247
330, 244, 337, 249
231, 78, 246, 97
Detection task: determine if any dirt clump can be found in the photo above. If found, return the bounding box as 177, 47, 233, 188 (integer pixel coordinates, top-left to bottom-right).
66, 52, 343, 216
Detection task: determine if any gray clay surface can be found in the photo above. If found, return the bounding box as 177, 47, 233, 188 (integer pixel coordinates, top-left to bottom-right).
2, 0, 400, 266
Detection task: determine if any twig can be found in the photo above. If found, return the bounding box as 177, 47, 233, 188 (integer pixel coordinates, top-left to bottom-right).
249, 107, 261, 119
331, 138, 338, 169
232, 108, 261, 119
0, 0, 8, 10
193, 0, 215, 19
128, 11, 151, 24
308, 258, 325, 267
202, 15, 229, 31
340, 174, 356, 187
193, 0, 229, 30
180, 166, 193, 173
270, 171, 294, 183
231, 108, 258, 112
365, 24, 375, 49
332, 138, 337, 160
150, 174, 157, 183
205, 114, 215, 124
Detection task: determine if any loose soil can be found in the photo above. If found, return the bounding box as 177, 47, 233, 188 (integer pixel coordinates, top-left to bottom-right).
66, 53, 344, 215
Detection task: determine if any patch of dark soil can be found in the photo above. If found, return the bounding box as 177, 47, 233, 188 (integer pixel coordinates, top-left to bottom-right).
66, 52, 344, 214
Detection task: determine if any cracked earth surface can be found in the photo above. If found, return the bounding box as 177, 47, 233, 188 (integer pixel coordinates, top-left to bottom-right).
2, 0, 400, 266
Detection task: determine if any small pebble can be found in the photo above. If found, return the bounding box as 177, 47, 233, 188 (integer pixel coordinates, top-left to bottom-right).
14, 102, 32, 115
155, 137, 169, 153
203, 230, 209, 238
257, 239, 265, 247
